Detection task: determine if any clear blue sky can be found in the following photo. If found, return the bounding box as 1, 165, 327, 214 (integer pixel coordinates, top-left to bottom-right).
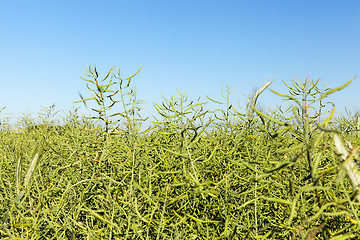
1, 0, 359, 125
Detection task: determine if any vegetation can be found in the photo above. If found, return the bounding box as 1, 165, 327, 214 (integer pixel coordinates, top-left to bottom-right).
0, 66, 359, 239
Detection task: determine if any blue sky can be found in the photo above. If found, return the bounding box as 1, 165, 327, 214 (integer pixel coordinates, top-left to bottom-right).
1, 0, 359, 125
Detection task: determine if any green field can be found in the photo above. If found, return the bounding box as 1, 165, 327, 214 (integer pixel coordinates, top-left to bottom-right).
1, 67, 360, 239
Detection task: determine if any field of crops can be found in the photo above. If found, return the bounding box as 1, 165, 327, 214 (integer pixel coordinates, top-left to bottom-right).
1, 67, 360, 239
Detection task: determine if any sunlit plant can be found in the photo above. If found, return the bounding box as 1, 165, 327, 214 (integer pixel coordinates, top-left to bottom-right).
249, 75, 357, 238
2, 70, 360, 239
75, 65, 146, 140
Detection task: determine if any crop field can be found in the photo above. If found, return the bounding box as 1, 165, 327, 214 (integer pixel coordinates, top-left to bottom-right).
1, 66, 360, 239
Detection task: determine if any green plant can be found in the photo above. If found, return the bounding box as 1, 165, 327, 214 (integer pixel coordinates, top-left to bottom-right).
152, 90, 209, 149
336, 108, 360, 141
2, 70, 360, 239
0, 106, 11, 131
249, 75, 358, 238
75, 65, 145, 141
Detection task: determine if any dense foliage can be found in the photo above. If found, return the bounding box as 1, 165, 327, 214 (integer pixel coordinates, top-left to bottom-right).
1, 67, 359, 239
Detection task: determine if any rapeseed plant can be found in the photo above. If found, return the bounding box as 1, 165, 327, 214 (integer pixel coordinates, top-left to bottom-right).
1, 68, 359, 239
